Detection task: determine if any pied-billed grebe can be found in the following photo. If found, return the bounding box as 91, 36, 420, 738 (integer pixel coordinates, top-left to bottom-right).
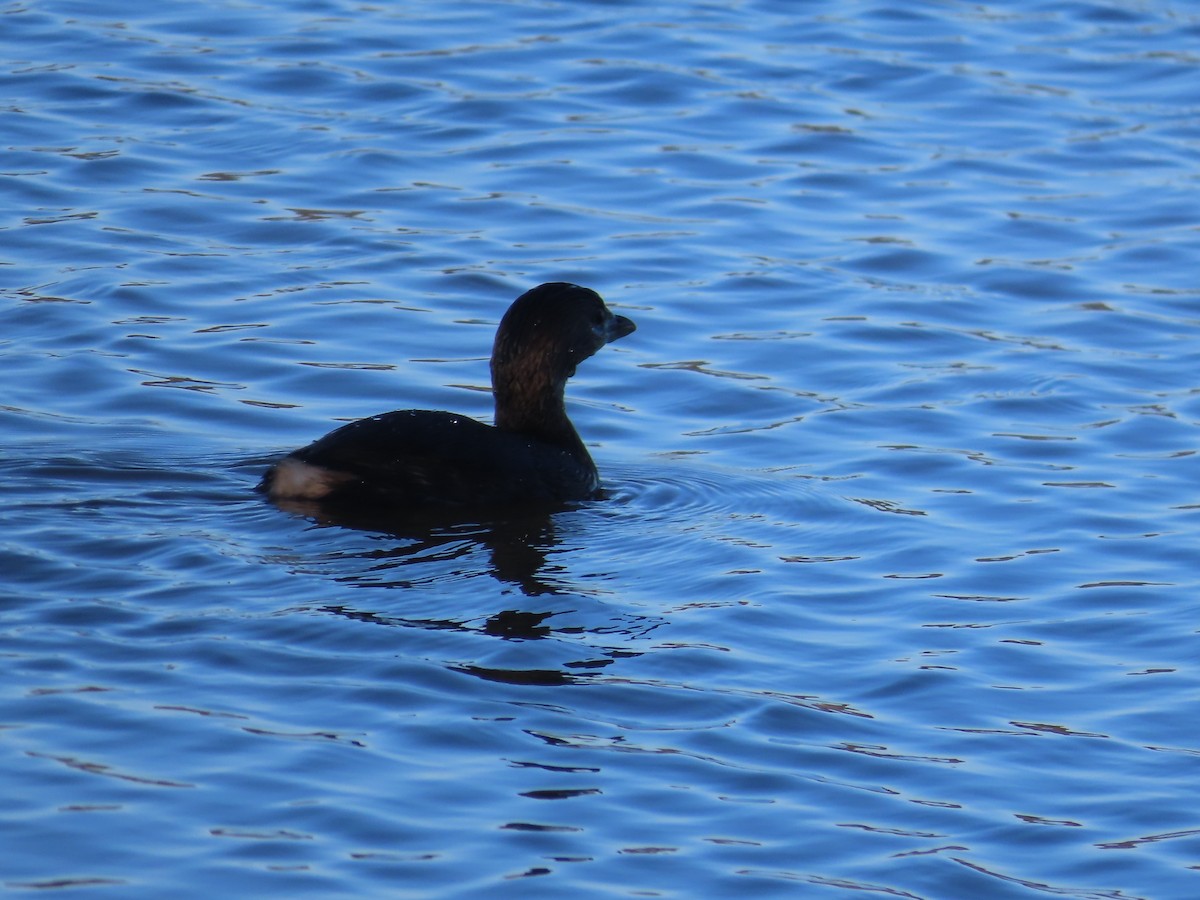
259, 282, 635, 508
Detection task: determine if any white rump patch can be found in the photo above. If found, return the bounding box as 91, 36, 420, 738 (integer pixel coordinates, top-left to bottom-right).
267, 458, 353, 500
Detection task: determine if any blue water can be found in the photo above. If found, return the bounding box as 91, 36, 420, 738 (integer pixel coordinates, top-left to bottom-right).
3, 1, 1199, 897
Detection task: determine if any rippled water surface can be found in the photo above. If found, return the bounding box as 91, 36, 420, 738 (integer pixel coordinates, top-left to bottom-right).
4, 1, 1200, 897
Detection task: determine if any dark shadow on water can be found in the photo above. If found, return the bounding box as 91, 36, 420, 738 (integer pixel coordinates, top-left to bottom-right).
266, 490, 664, 686
268, 493, 580, 596
320, 601, 654, 686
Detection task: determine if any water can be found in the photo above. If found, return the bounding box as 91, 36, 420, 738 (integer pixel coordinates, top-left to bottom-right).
3, 1, 1199, 896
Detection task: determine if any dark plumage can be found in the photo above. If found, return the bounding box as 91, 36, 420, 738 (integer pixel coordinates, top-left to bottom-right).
259, 282, 635, 509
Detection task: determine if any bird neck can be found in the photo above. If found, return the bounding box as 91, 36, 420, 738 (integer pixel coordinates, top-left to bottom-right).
493, 380, 586, 454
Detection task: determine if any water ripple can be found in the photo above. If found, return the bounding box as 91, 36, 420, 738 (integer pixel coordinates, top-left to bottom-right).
4, 0, 1199, 896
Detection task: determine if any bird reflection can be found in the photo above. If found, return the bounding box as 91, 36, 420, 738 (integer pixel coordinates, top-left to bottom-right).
273, 497, 663, 687
273, 495, 566, 595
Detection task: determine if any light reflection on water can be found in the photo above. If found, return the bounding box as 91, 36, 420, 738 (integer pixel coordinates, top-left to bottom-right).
3, 1, 1199, 897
